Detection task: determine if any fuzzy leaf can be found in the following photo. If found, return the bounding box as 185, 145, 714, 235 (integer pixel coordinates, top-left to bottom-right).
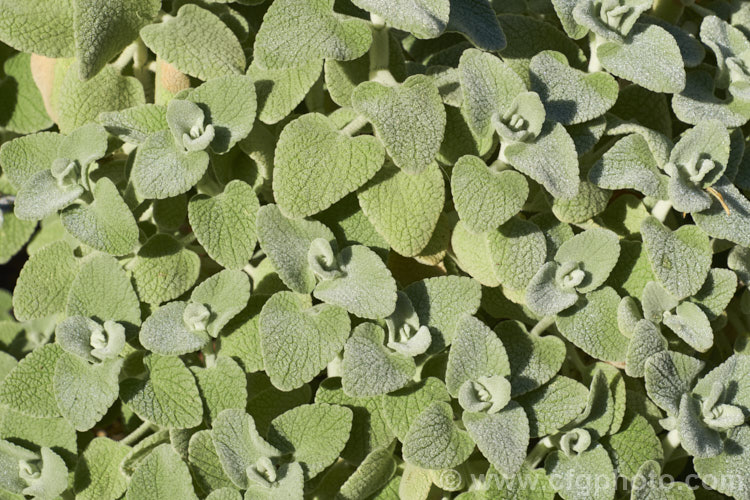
554, 227, 621, 293
353, 75, 446, 174
74, 437, 130, 500
402, 401, 475, 469
0, 344, 62, 418
98, 104, 168, 144
0, 53, 53, 134
140, 5, 245, 81
126, 444, 198, 500
130, 234, 201, 306
488, 217, 547, 292
544, 444, 616, 500
190, 269, 251, 338
625, 319, 666, 378
248, 60, 323, 125
694, 425, 750, 499
274, 113, 385, 218
589, 134, 667, 199
337, 446, 396, 500
644, 351, 703, 416
517, 375, 589, 437
139, 301, 210, 356
0, 0, 74, 57
692, 178, 750, 247
463, 402, 529, 478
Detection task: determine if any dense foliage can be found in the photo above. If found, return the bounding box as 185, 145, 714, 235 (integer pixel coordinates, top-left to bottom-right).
1, 0, 750, 498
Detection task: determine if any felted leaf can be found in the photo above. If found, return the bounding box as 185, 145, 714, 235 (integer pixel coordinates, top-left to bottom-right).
99, 104, 168, 145
451, 155, 528, 233
451, 221, 500, 287
259, 291, 350, 391
211, 409, 281, 489
503, 121, 580, 199
672, 70, 750, 128
0, 53, 53, 134
358, 162, 445, 257
597, 23, 686, 94
268, 403, 353, 479
401, 401, 475, 469
517, 375, 588, 437
205, 489, 241, 500
678, 393, 723, 458
73, 0, 160, 79
219, 296, 265, 373
482, 463, 556, 499
120, 353, 203, 429
188, 180, 260, 269
530, 50, 618, 124
589, 134, 667, 199
447, 0, 506, 50
352, 75, 446, 174
256, 204, 336, 294
190, 269, 251, 338
380, 377, 451, 441
74, 437, 130, 500
551, 180, 611, 224
0, 1, 74, 57
556, 287, 630, 362
404, 275, 482, 352
459, 48, 525, 138
692, 353, 750, 412
601, 413, 662, 480
494, 320, 566, 396
130, 234, 201, 306
244, 461, 305, 500
662, 302, 713, 352
53, 353, 121, 431
274, 113, 385, 218
463, 402, 529, 478
644, 351, 703, 416
525, 262, 580, 316
641, 217, 711, 300
554, 228, 621, 293
445, 314, 510, 396
0, 212, 36, 266
139, 301, 210, 356
488, 216, 547, 292
337, 446, 396, 500
356, 0, 450, 39
544, 444, 616, 500
140, 4, 245, 81
315, 377, 395, 463
126, 444, 198, 500
56, 63, 145, 134
694, 425, 750, 499
254, 0, 371, 69
191, 357, 247, 424
131, 130, 209, 199
692, 178, 750, 247
188, 430, 235, 493
60, 178, 138, 255
0, 344, 62, 418
248, 60, 323, 125
625, 319, 666, 378
13, 241, 78, 321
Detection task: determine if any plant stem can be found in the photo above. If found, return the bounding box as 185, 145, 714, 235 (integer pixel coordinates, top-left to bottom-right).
651, 200, 672, 222
524, 436, 554, 468
342, 115, 369, 136
530, 316, 555, 336
121, 421, 154, 446
369, 14, 397, 86
651, 0, 684, 23
661, 429, 681, 462
588, 33, 605, 73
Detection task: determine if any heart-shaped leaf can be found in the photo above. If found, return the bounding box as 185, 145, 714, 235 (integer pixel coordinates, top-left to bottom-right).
402, 401, 475, 469
352, 0, 450, 39
488, 216, 547, 292
259, 291, 351, 391
139, 301, 211, 356
130, 233, 201, 306
274, 113, 385, 218
462, 402, 529, 479
544, 444, 616, 500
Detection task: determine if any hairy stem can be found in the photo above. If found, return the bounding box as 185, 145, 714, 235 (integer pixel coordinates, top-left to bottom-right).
661, 429, 681, 462
588, 33, 605, 73
651, 199, 673, 222
530, 316, 556, 337
120, 421, 155, 446
369, 14, 397, 86
341, 115, 369, 136
651, 0, 684, 23
524, 436, 554, 468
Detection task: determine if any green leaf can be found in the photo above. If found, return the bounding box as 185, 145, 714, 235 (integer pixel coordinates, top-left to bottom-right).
380, 377, 450, 442
494, 320, 566, 396
625, 319, 666, 378
488, 216, 547, 292
205, 489, 241, 500
53, 353, 121, 431
0, 53, 53, 134
451, 222, 500, 287
130, 233, 201, 306
589, 134, 667, 199
447, 0, 506, 50
463, 402, 529, 479
13, 241, 78, 321
404, 275, 482, 351
131, 130, 209, 199
190, 269, 251, 338
314, 244, 397, 319
353, 75, 446, 174
99, 104, 168, 145
13, 168, 84, 221
692, 268, 737, 320
641, 217, 711, 300
57, 63, 145, 134
402, 401, 475, 469
693, 353, 750, 412
248, 60, 323, 125
662, 302, 713, 352
504, 122, 580, 199
0, 132, 62, 192
259, 292, 350, 391
0, 344, 62, 418
342, 323, 416, 397
60, 178, 139, 255
254, 0, 371, 69
268, 403, 353, 479
544, 444, 616, 500
459, 48, 525, 138
211, 409, 280, 489
192, 357, 247, 424
692, 178, 750, 247
530, 51, 618, 125
672, 70, 750, 128
551, 180, 611, 224
601, 413, 662, 480
445, 314, 510, 396
256, 204, 336, 294
188, 430, 235, 493
694, 425, 750, 499
121, 353, 203, 428
631, 460, 695, 500
358, 162, 445, 257
188, 180, 260, 269
451, 155, 528, 233
140, 4, 245, 81
516, 375, 588, 437
244, 461, 304, 500
555, 227, 621, 293
678, 393, 723, 458
597, 24, 686, 94
556, 287, 630, 362
274, 113, 385, 218
73, 0, 160, 79
358, 0, 449, 39
74, 437, 130, 500
219, 297, 265, 373
140, 301, 209, 356
337, 446, 396, 500
525, 262, 580, 316
126, 444, 198, 500
644, 351, 703, 416
0, 0, 74, 57
0, 212, 36, 265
